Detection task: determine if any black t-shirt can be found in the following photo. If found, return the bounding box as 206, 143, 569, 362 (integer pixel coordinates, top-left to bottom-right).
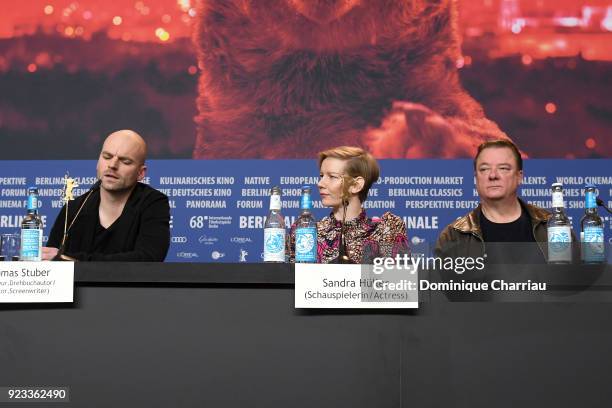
479, 206, 535, 243
92, 217, 108, 251
479, 206, 543, 264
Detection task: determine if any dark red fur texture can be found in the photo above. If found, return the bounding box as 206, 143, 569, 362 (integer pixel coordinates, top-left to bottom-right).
193, 0, 508, 158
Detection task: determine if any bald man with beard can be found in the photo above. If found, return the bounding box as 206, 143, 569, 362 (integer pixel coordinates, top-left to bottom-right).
43, 130, 170, 261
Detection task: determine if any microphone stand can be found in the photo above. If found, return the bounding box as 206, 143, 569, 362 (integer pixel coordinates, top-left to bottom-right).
338, 200, 352, 264
333, 175, 355, 264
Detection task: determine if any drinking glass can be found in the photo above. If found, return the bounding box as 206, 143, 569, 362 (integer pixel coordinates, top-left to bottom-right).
1, 233, 20, 261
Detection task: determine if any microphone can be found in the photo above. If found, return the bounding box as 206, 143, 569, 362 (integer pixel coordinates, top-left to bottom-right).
597, 197, 612, 214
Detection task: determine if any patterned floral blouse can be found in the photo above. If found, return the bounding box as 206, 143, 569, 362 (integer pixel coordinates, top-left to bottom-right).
289, 209, 409, 264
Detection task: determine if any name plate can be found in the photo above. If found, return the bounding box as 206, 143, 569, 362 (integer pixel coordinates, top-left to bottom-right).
295, 263, 419, 309
0, 262, 74, 303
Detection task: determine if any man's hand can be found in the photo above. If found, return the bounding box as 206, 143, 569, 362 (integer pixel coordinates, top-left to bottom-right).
42, 247, 59, 261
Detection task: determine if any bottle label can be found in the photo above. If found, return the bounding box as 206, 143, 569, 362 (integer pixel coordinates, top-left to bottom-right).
300, 194, 312, 210
585, 191, 597, 209
582, 226, 604, 262
547, 226, 571, 263
269, 195, 281, 211
552, 191, 564, 208
295, 227, 317, 262
264, 228, 285, 262
548, 226, 571, 243
27, 195, 38, 212
20, 228, 42, 261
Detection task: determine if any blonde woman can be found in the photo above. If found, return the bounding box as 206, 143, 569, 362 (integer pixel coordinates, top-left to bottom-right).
289, 146, 408, 263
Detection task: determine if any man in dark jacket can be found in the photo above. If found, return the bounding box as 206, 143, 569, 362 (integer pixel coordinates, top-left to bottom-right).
435, 140, 549, 263
43, 130, 170, 261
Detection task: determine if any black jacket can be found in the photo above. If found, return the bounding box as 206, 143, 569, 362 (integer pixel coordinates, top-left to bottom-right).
435, 199, 550, 260
47, 182, 170, 261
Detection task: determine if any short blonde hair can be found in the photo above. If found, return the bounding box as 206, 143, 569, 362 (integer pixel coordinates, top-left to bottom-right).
318, 146, 379, 202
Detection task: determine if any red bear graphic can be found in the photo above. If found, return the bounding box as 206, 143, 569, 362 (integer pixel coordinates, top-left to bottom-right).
194, 0, 508, 158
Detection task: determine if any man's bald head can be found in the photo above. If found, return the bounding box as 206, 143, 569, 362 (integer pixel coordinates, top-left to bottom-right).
97, 130, 148, 193
103, 129, 147, 164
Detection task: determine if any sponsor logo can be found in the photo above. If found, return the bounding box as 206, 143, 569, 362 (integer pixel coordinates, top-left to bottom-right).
211, 251, 225, 260
171, 236, 188, 243
198, 235, 219, 245
230, 236, 253, 244
176, 252, 199, 259
239, 248, 248, 262
411, 236, 425, 245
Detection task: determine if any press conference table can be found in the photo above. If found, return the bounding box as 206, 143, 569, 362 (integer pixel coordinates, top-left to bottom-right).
1, 262, 612, 408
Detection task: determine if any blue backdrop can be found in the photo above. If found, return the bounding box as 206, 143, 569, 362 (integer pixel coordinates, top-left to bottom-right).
0, 159, 610, 262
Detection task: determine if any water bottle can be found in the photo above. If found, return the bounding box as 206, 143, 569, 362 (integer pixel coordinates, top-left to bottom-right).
580, 184, 604, 263
20, 187, 43, 261
263, 186, 286, 263
295, 186, 317, 263
547, 183, 572, 264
